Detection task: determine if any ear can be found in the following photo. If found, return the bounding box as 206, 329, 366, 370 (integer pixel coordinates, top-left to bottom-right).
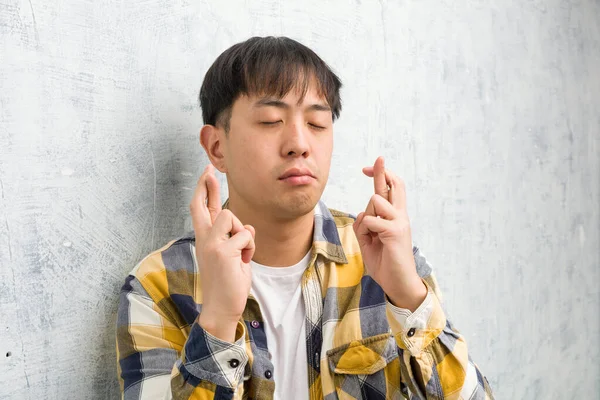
200, 125, 227, 173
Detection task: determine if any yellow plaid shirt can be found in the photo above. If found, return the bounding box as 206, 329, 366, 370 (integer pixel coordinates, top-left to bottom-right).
116, 201, 494, 399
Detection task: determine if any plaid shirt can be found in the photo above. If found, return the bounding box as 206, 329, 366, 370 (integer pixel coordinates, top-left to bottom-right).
116, 200, 494, 399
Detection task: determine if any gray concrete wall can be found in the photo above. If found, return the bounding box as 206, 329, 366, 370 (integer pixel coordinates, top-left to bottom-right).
1, 0, 598, 398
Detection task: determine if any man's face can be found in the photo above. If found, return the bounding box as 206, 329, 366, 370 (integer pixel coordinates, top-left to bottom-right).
221, 81, 334, 219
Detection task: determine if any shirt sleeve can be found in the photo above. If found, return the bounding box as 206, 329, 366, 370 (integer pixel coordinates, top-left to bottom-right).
385, 246, 495, 400
116, 274, 248, 400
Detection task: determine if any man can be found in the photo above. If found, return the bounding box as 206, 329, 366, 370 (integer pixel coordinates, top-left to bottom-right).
116, 36, 494, 400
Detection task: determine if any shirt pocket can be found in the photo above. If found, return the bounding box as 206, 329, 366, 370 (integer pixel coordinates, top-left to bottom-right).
326, 333, 400, 399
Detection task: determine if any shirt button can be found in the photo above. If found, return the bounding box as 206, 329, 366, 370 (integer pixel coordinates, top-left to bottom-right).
229, 359, 240, 368
251, 320, 260, 329
264, 370, 272, 379
407, 328, 416, 337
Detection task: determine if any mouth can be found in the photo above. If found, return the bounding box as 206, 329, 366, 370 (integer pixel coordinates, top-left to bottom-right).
278, 167, 316, 185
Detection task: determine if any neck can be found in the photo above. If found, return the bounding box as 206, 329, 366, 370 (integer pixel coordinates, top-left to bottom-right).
226, 197, 314, 267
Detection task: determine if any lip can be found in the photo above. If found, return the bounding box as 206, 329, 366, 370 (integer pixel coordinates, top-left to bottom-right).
279, 167, 316, 180
278, 167, 316, 185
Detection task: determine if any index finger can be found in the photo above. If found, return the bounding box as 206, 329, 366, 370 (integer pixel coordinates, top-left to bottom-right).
189, 165, 215, 241
205, 164, 222, 223
373, 156, 388, 201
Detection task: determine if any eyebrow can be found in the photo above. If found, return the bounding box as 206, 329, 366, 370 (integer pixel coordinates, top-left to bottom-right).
253, 98, 331, 112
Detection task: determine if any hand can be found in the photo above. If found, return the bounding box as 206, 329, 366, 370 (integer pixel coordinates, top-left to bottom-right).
353, 157, 427, 311
190, 164, 256, 342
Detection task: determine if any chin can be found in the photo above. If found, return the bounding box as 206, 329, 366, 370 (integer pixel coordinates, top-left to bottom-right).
276, 191, 320, 217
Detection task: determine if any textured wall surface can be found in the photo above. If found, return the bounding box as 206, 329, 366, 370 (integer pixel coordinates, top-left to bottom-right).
1, 0, 598, 399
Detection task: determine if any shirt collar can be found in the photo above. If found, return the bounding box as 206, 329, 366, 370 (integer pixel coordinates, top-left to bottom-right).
311, 200, 349, 264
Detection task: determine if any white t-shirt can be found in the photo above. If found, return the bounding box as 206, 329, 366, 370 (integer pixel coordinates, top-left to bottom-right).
249, 251, 311, 400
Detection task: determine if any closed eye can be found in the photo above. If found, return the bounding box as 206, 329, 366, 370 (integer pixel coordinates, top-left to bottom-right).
309, 123, 326, 130
260, 120, 282, 126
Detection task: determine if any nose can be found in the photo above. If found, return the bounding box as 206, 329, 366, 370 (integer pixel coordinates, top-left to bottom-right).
281, 120, 310, 158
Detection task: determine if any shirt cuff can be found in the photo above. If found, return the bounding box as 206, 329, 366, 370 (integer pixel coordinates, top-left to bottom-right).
386, 280, 446, 355
179, 319, 248, 389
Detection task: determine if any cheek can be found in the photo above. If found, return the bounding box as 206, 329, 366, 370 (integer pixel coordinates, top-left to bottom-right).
314, 135, 333, 164
230, 138, 273, 174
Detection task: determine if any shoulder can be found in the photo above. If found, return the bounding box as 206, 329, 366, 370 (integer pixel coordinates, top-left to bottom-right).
126, 233, 197, 301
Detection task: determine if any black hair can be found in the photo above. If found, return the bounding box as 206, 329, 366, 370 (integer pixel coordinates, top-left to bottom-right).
199, 36, 342, 131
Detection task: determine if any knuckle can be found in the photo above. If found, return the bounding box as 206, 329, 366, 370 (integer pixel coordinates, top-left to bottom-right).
213, 244, 227, 257
215, 209, 231, 223
231, 213, 242, 225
